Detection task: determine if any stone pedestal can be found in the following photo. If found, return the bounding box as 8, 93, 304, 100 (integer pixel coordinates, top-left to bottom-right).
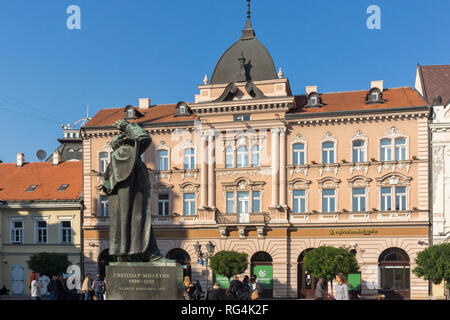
106, 261, 183, 300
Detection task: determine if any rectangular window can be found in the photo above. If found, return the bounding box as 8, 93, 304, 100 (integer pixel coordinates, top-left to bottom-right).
252, 191, 261, 213
99, 195, 109, 217
380, 139, 392, 161
322, 189, 336, 213
352, 140, 365, 163
183, 193, 196, 216
293, 144, 305, 166
99, 152, 109, 174
36, 221, 48, 244
158, 150, 169, 171
251, 146, 260, 167
184, 149, 195, 170
158, 194, 169, 216
322, 142, 335, 164
226, 147, 234, 169
352, 188, 366, 212
237, 147, 249, 168
395, 138, 407, 161
234, 115, 251, 122
60, 221, 72, 244
381, 187, 392, 211
226, 192, 235, 214
237, 192, 250, 214
10, 220, 23, 244
293, 190, 307, 213
395, 187, 407, 211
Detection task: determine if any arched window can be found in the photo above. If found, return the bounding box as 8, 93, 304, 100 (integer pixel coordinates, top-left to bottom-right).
352, 140, 366, 163
322, 142, 335, 164
158, 150, 169, 171
251, 145, 260, 167
225, 147, 234, 169
237, 146, 249, 168
293, 143, 305, 166
184, 148, 195, 170
99, 152, 109, 174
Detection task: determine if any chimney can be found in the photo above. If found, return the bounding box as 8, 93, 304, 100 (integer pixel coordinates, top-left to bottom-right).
139, 98, 151, 110
306, 86, 318, 95
52, 151, 60, 166
371, 80, 384, 92
16, 153, 24, 167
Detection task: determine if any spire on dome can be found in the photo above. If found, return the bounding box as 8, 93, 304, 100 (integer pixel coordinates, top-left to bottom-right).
241, 0, 256, 39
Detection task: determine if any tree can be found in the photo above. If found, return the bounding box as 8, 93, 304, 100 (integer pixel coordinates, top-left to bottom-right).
209, 251, 249, 284
26, 252, 71, 278
303, 246, 360, 295
413, 243, 450, 298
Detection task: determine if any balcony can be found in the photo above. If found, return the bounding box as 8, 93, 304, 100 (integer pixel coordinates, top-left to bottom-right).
216, 212, 270, 225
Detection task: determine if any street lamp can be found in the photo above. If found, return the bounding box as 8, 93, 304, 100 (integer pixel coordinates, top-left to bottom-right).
194, 241, 215, 290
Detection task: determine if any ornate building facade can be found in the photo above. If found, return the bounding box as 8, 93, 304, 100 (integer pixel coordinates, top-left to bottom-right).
82, 5, 430, 299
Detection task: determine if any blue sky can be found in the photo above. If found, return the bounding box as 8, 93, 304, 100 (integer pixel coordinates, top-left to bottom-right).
0, 0, 449, 163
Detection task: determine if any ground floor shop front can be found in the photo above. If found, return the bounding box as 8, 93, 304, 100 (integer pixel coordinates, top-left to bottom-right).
83, 225, 430, 300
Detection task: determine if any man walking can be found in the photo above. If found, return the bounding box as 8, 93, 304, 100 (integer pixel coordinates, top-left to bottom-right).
315, 278, 327, 300
92, 274, 105, 301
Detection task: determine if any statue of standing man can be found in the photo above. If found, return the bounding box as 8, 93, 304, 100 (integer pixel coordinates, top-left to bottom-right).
101, 117, 163, 262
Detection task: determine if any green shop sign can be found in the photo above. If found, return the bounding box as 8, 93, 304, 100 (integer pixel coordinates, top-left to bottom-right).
214, 274, 230, 289
253, 265, 273, 290
348, 273, 361, 291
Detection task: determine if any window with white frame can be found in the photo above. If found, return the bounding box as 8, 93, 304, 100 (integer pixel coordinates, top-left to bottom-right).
226, 192, 235, 213
60, 220, 73, 244
10, 220, 24, 244
293, 143, 306, 166
183, 193, 196, 216
35, 220, 48, 244
380, 139, 392, 161
322, 189, 336, 212
352, 188, 366, 212
381, 187, 393, 211
293, 190, 307, 213
99, 152, 109, 174
395, 138, 407, 161
252, 191, 261, 213
352, 140, 366, 163
99, 195, 109, 217
184, 148, 195, 170
158, 150, 169, 171
158, 194, 169, 216
237, 192, 250, 214
251, 145, 260, 167
225, 147, 234, 168
237, 146, 249, 168
395, 187, 407, 211
322, 142, 335, 164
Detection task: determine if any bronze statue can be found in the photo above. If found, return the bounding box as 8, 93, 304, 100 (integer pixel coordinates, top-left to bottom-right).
102, 119, 163, 262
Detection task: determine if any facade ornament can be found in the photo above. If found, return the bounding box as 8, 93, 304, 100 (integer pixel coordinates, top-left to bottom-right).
203, 74, 209, 85
290, 166, 309, 177
238, 226, 246, 239
257, 226, 265, 238
388, 176, 400, 185
278, 68, 284, 79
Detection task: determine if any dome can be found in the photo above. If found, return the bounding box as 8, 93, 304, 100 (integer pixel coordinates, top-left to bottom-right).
210, 2, 277, 85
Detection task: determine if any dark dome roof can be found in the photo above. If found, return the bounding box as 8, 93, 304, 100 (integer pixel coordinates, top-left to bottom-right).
210, 31, 277, 85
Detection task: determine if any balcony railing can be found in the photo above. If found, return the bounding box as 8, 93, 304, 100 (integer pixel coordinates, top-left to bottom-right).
216, 212, 270, 225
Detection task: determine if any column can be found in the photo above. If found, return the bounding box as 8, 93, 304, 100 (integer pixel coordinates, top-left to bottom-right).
279, 127, 287, 207
200, 133, 208, 208
271, 128, 280, 207
208, 131, 216, 209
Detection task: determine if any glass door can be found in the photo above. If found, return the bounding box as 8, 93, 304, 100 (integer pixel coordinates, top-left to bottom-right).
237, 192, 250, 223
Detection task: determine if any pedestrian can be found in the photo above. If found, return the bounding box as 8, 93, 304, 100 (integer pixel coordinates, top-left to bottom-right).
82, 273, 93, 301
47, 275, 60, 301
59, 275, 68, 300
191, 280, 203, 300
30, 272, 43, 301
315, 278, 327, 300
238, 275, 251, 300
334, 273, 349, 300
206, 283, 225, 300
229, 275, 242, 300
183, 276, 191, 300
249, 275, 260, 300
92, 274, 105, 301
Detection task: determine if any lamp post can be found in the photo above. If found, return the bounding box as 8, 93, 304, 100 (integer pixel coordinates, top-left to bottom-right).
194, 241, 216, 290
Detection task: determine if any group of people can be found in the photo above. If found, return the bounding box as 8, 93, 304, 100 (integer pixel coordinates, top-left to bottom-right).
29, 272, 106, 301
315, 273, 386, 300
183, 274, 264, 301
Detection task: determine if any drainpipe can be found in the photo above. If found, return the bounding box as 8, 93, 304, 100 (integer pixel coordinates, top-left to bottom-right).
428, 105, 433, 298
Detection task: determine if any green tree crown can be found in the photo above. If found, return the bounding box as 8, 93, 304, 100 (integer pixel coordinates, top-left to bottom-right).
209, 251, 249, 282
26, 252, 71, 278
413, 243, 450, 288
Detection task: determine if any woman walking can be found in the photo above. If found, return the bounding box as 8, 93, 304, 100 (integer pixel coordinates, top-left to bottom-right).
334, 273, 349, 300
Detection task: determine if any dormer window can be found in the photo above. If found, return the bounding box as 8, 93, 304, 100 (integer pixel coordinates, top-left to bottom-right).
127, 109, 135, 119
366, 88, 384, 104
124, 105, 144, 120
306, 92, 322, 108
176, 102, 190, 116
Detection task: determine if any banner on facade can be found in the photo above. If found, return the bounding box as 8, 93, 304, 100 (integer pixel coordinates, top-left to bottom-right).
253, 265, 273, 290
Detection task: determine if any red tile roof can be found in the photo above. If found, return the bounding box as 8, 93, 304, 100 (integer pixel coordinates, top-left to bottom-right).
84, 104, 198, 128
420, 65, 450, 105
0, 161, 82, 202
290, 87, 426, 115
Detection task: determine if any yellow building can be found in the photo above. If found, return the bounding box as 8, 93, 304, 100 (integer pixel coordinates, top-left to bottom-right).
0, 153, 82, 296
81, 5, 430, 299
